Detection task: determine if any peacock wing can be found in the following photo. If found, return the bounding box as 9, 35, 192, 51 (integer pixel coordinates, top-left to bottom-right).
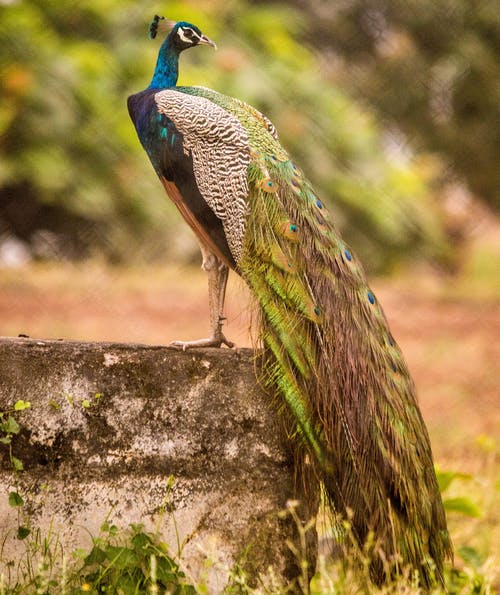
127, 87, 252, 268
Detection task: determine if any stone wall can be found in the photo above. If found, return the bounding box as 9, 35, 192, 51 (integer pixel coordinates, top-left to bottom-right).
0, 337, 318, 592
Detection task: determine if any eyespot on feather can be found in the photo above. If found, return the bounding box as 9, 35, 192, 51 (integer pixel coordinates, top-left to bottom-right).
343, 248, 353, 262
290, 177, 302, 194
259, 177, 278, 193
281, 221, 300, 242
307, 303, 323, 324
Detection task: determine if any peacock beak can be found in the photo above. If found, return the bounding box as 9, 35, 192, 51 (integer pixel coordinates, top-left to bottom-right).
198, 34, 217, 49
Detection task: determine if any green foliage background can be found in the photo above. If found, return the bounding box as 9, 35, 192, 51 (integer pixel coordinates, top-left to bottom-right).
0, 0, 497, 270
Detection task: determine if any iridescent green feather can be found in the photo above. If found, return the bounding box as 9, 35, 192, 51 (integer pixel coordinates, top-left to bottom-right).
175, 86, 452, 587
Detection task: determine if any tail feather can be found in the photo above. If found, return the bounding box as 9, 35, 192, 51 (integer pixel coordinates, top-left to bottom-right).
240, 153, 452, 586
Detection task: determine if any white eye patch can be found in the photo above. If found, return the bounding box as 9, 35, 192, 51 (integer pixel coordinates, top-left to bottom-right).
177, 27, 197, 44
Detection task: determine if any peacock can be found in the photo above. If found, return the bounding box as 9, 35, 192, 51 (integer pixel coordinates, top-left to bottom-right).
128, 16, 452, 588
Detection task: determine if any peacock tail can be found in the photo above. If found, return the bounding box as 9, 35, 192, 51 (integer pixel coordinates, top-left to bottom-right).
232, 90, 451, 585
128, 22, 452, 588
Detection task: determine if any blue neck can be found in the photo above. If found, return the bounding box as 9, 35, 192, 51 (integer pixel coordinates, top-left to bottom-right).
149, 34, 179, 89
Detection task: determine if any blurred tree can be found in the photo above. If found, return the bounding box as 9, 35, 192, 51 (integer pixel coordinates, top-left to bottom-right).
0, 0, 455, 270
285, 0, 500, 211
0, 0, 167, 261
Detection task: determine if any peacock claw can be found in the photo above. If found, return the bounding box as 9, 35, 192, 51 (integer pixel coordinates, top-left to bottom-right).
169, 334, 234, 351
169, 311, 234, 350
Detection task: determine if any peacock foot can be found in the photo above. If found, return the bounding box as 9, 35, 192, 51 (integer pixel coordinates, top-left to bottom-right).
170, 315, 234, 350
169, 334, 234, 351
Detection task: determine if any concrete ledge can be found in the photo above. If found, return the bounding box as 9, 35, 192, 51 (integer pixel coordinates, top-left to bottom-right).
0, 337, 318, 591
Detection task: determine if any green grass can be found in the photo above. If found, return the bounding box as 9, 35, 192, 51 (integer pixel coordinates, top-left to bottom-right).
0, 451, 497, 594
1, 521, 196, 595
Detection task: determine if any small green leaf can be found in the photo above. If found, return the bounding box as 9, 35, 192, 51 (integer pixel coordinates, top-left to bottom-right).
11, 456, 24, 471
14, 400, 31, 411
436, 469, 472, 493
8, 491, 24, 507
0, 436, 12, 444
17, 526, 30, 540
443, 496, 482, 517
458, 545, 485, 568
72, 548, 88, 560
115, 574, 140, 595
84, 545, 107, 566
132, 530, 151, 550
82, 399, 91, 409
2, 416, 20, 435
49, 400, 61, 410
105, 545, 139, 569
94, 393, 103, 400
436, 471, 454, 493
156, 555, 180, 583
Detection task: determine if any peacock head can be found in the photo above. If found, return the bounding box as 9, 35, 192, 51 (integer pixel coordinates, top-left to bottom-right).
149, 15, 217, 51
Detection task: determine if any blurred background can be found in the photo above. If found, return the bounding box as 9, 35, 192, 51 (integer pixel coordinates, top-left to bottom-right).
0, 0, 499, 567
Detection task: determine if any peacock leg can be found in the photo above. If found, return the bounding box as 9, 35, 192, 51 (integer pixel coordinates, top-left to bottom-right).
170, 243, 234, 350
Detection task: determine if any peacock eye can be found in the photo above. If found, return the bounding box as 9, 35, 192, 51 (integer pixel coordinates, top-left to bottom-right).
183, 28, 194, 38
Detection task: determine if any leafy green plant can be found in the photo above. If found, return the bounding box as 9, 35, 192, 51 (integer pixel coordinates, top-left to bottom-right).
74, 521, 196, 595
0, 400, 31, 542
1, 521, 196, 594
0, 400, 31, 474
435, 462, 497, 594
436, 468, 483, 518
